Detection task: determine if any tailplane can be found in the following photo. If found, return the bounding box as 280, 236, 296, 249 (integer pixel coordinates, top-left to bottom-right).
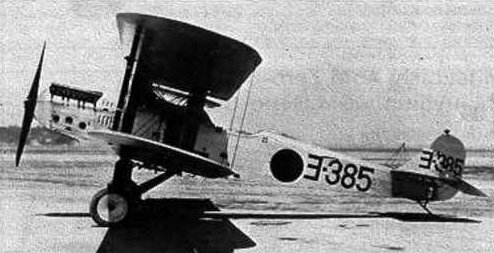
398, 129, 465, 179
392, 130, 486, 203
442, 177, 486, 197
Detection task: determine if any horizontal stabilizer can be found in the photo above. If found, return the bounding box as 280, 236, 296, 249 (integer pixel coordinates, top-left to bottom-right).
392, 170, 487, 198
443, 178, 487, 197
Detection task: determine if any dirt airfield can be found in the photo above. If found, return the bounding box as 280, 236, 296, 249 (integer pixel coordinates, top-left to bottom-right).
1, 144, 493, 253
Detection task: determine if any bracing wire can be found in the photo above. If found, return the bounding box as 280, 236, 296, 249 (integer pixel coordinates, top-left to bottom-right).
230, 75, 255, 169
228, 92, 241, 131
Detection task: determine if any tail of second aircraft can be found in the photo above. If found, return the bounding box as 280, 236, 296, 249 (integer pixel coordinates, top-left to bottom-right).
391, 130, 486, 203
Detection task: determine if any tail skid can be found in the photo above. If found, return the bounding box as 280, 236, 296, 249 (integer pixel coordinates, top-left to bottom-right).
417, 200, 434, 215
415, 175, 486, 216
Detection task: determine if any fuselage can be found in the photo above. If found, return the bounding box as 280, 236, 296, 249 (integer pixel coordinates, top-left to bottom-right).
254, 131, 461, 202
34, 84, 463, 204
34, 83, 230, 167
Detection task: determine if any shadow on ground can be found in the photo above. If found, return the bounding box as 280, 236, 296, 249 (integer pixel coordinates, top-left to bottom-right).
43, 198, 256, 253
39, 200, 480, 252
98, 198, 256, 253
371, 212, 481, 223
43, 209, 480, 224
202, 211, 480, 223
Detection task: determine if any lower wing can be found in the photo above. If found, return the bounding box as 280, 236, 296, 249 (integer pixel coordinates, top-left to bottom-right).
88, 130, 237, 179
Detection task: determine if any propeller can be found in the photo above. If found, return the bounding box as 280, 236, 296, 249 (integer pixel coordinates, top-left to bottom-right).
15, 42, 46, 167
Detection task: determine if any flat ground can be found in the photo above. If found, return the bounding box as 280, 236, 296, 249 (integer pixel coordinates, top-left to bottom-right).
1, 146, 493, 253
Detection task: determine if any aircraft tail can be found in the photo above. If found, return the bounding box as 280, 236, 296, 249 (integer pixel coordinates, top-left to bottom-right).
442, 177, 487, 197
399, 129, 465, 178
392, 130, 486, 201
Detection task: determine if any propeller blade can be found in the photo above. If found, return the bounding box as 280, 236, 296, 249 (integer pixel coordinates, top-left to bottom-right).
15, 42, 46, 167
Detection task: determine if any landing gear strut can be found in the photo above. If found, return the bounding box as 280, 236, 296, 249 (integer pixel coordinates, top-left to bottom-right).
417, 200, 434, 215
89, 158, 177, 226
417, 185, 436, 216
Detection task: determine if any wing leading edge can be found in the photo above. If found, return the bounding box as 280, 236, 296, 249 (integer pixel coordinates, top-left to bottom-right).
88, 130, 237, 179
116, 13, 262, 101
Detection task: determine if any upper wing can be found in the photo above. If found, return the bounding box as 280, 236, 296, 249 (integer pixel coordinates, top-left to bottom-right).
88, 130, 237, 179
116, 13, 262, 101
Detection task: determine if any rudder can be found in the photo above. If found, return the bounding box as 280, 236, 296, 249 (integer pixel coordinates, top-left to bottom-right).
392, 130, 467, 201
423, 129, 465, 178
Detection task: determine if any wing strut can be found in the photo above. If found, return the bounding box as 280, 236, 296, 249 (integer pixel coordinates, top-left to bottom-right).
231, 74, 256, 169
113, 24, 144, 132
228, 92, 241, 131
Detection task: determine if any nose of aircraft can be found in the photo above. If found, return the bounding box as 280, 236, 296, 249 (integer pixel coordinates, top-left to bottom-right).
15, 42, 46, 167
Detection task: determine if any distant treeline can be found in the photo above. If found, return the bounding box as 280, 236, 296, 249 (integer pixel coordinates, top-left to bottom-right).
0, 126, 74, 145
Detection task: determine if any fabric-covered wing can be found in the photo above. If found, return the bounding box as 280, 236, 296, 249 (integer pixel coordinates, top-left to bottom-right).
116, 13, 262, 101
88, 130, 236, 179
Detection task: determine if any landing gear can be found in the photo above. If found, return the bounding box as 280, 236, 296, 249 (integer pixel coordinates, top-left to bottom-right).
417, 185, 436, 216
417, 200, 434, 215
90, 188, 129, 226
89, 158, 177, 226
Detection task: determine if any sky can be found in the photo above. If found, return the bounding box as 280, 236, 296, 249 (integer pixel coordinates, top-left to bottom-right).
2, 0, 494, 149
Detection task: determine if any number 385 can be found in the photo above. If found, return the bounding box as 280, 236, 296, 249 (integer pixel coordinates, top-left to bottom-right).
324, 160, 375, 192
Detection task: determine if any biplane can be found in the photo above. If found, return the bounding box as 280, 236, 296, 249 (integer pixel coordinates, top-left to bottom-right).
16, 13, 261, 226
16, 13, 486, 227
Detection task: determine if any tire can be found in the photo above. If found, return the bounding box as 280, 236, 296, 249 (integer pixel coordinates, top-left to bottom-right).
89, 188, 129, 227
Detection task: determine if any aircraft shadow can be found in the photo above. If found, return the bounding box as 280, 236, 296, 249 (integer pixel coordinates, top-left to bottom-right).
206, 211, 480, 223
95, 198, 256, 253
41, 210, 480, 224
39, 200, 479, 252
371, 212, 481, 223
39, 198, 255, 252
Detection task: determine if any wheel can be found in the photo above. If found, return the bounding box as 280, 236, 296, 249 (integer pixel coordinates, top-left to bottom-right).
89, 188, 129, 227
